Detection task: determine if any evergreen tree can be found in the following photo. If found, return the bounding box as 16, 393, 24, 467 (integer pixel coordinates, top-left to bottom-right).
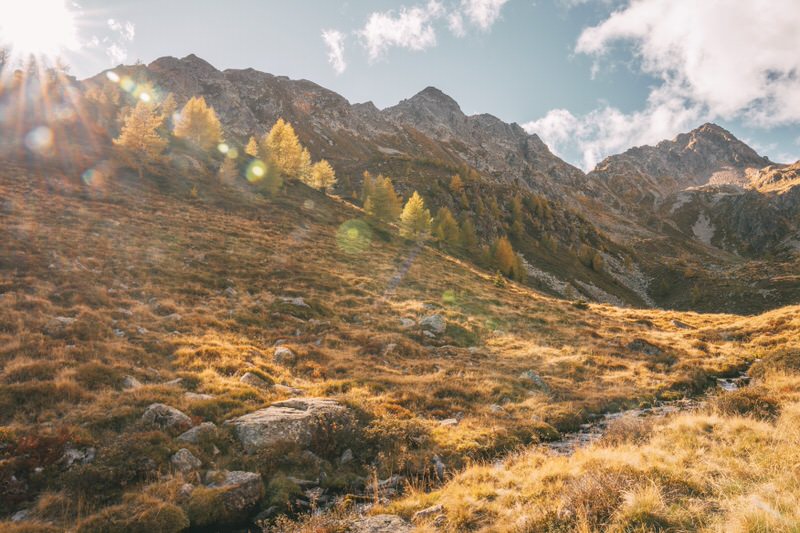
245, 136, 259, 157
433, 207, 460, 245
264, 118, 305, 178
173, 96, 223, 151
510, 195, 525, 239
449, 174, 464, 195
113, 100, 167, 178
298, 147, 312, 184
309, 160, 337, 191
492, 236, 526, 281
400, 191, 432, 240
460, 216, 478, 251
365, 175, 402, 223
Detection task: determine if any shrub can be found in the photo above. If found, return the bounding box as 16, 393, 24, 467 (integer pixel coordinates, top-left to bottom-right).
711, 388, 780, 420
75, 494, 188, 533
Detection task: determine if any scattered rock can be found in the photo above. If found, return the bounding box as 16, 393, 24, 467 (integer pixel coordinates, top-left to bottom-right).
274, 383, 303, 395
340, 448, 354, 464
273, 339, 287, 346
122, 375, 143, 390
225, 398, 351, 453
489, 404, 503, 413
164, 378, 184, 387
412, 504, 444, 523
171, 448, 202, 472
274, 346, 296, 366
349, 514, 412, 533
420, 314, 446, 335
45, 316, 75, 335
439, 418, 459, 427
627, 338, 663, 356
239, 372, 273, 390
382, 343, 397, 356
280, 296, 310, 308
11, 510, 30, 522
399, 318, 416, 328
672, 319, 691, 329
59, 446, 96, 468
142, 403, 192, 432
202, 470, 264, 520
185, 392, 215, 401
164, 313, 183, 322
224, 287, 237, 297
432, 455, 445, 480
519, 370, 549, 392
177, 422, 217, 444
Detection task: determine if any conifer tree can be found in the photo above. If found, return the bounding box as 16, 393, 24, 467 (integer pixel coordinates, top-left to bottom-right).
460, 217, 478, 251
449, 174, 464, 195
400, 191, 432, 240
173, 96, 223, 151
365, 175, 402, 223
298, 147, 312, 184
492, 236, 526, 281
265, 118, 305, 178
361, 171, 375, 203
309, 160, 337, 191
245, 136, 259, 157
433, 207, 460, 245
160, 93, 177, 124
113, 100, 167, 178
510, 195, 525, 239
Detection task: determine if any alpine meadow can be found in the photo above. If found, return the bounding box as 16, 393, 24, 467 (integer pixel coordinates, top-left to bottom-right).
1, 1, 800, 532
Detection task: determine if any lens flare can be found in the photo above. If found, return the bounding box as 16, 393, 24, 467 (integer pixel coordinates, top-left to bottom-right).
336, 219, 372, 254
25, 126, 53, 153
246, 160, 267, 182
0, 0, 80, 58
217, 143, 229, 154
106, 71, 120, 83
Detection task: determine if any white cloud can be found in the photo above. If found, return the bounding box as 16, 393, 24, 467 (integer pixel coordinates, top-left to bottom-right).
358, 1, 445, 61
91, 18, 136, 65
576, 0, 800, 126
448, 12, 466, 37
460, 0, 509, 31
526, 0, 800, 170
322, 29, 347, 74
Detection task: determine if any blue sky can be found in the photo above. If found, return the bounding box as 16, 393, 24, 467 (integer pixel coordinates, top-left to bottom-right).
4, 0, 800, 169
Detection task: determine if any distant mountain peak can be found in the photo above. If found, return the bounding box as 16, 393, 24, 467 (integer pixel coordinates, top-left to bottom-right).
393, 86, 463, 115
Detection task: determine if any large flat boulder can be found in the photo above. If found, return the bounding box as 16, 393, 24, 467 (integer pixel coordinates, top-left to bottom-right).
225, 398, 350, 453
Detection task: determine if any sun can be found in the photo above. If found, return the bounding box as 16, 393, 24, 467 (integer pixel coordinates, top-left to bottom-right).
0, 0, 79, 61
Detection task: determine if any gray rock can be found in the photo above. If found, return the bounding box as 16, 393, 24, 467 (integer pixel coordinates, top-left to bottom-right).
59, 446, 96, 468
340, 448, 354, 464
439, 418, 459, 427
274, 346, 296, 365
399, 318, 416, 328
672, 319, 691, 329
142, 403, 192, 431
239, 372, 272, 390
45, 316, 75, 335
225, 398, 350, 453
420, 314, 446, 335
280, 296, 310, 308
185, 391, 215, 401
274, 383, 302, 395
171, 448, 202, 472
177, 422, 217, 444
11, 510, 30, 522
348, 514, 412, 533
412, 504, 444, 523
122, 375, 143, 390
204, 470, 264, 517
382, 343, 397, 356
519, 370, 549, 392
489, 404, 503, 413
224, 287, 237, 297
163, 378, 184, 387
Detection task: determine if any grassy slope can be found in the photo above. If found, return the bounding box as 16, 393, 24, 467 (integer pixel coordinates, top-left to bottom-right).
0, 164, 797, 530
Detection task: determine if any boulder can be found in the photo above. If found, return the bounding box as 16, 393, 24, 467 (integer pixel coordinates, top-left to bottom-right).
399, 318, 416, 328
519, 370, 549, 392
177, 422, 217, 444
188, 470, 264, 526
279, 296, 310, 308
122, 375, 143, 390
225, 398, 350, 453
142, 403, 192, 432
171, 448, 202, 472
274, 346, 296, 366
239, 372, 273, 390
339, 448, 354, 464
412, 504, 444, 523
420, 314, 446, 335
349, 514, 412, 533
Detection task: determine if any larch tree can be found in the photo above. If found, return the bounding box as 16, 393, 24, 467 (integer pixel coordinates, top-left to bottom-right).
113, 100, 167, 178
433, 206, 460, 245
309, 160, 337, 191
245, 136, 259, 157
400, 191, 432, 240
160, 93, 177, 131
460, 217, 479, 251
365, 175, 401, 223
298, 147, 312, 183
264, 118, 305, 178
492, 236, 526, 281
173, 96, 223, 151
449, 174, 464, 195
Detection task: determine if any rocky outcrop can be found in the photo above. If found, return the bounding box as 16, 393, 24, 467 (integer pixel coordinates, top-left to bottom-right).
225, 398, 351, 453
142, 403, 192, 432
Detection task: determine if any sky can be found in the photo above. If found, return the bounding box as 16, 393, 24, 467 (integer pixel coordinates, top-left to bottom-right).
2, 0, 799, 170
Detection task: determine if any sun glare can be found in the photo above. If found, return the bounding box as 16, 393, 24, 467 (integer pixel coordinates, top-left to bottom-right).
0, 0, 79, 60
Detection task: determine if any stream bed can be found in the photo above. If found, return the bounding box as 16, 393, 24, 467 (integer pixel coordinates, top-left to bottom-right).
545, 373, 752, 455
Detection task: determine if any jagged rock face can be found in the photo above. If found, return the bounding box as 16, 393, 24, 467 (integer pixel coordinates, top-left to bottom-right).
85, 55, 584, 197
588, 123, 772, 205
749, 161, 800, 192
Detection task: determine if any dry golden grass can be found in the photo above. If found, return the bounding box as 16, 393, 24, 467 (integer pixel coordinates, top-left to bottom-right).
1, 165, 798, 529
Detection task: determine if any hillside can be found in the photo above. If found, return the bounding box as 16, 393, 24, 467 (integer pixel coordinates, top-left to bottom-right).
1, 158, 798, 532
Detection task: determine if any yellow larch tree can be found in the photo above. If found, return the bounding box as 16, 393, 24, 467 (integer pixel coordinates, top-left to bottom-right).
173, 96, 223, 151
113, 100, 167, 178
